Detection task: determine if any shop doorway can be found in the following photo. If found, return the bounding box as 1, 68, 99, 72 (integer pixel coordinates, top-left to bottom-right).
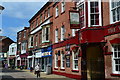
81, 44, 105, 80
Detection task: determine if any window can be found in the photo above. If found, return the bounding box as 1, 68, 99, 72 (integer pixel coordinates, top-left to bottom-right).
111, 0, 120, 22
61, 26, 65, 41
61, 1, 65, 13
35, 35, 38, 46
55, 54, 58, 68
12, 47, 14, 52
78, 2, 85, 28
55, 29, 58, 43
48, 8, 50, 17
72, 50, 79, 70
56, 6, 59, 17
88, 0, 101, 26
72, 29, 79, 36
42, 27, 49, 43
61, 53, 65, 69
40, 14, 42, 23
44, 11, 47, 19
112, 45, 120, 74
19, 32, 21, 39
31, 36, 33, 46
36, 18, 38, 27
39, 33, 42, 44
21, 42, 26, 50
23, 30, 26, 38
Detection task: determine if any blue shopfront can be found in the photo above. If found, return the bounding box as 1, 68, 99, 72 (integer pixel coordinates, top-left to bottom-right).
41, 46, 52, 72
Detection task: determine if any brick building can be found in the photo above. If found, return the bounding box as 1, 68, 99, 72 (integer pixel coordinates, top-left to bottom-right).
17, 27, 30, 68
0, 36, 14, 64
28, 2, 53, 71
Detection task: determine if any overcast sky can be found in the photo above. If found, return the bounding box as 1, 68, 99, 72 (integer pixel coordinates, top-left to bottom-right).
1, 0, 48, 42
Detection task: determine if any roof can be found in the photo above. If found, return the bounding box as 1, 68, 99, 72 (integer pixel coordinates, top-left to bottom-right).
0, 36, 7, 41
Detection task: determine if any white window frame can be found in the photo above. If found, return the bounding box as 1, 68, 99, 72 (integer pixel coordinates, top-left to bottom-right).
40, 14, 42, 24
72, 29, 79, 37
55, 29, 58, 43
61, 1, 65, 13
56, 6, 59, 17
61, 53, 65, 69
77, 1, 86, 29
35, 35, 38, 46
48, 8, 50, 17
55, 54, 58, 68
88, 0, 102, 27
112, 44, 120, 74
110, 0, 120, 24
72, 51, 79, 70
61, 26, 65, 41
42, 26, 50, 43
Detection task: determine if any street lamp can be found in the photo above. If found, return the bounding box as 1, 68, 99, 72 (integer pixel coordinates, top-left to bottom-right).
0, 5, 5, 14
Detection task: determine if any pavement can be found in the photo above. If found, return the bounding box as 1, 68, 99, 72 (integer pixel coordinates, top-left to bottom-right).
16, 68, 76, 80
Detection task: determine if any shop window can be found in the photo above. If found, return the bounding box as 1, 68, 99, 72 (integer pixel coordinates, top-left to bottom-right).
66, 55, 70, 67
55, 29, 58, 43
61, 1, 65, 13
112, 44, 120, 74
111, 0, 120, 23
61, 53, 65, 69
61, 26, 65, 41
88, 0, 102, 27
55, 54, 58, 68
72, 50, 79, 70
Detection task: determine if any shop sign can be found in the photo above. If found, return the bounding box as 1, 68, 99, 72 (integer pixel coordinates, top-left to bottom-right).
42, 52, 51, 56
105, 22, 120, 35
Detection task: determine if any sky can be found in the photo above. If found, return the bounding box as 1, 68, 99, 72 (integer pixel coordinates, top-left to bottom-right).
0, 0, 48, 42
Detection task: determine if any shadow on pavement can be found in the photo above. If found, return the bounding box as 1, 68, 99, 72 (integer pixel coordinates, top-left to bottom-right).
2, 68, 25, 73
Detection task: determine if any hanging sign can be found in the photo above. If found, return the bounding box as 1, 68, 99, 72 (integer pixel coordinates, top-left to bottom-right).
69, 11, 80, 29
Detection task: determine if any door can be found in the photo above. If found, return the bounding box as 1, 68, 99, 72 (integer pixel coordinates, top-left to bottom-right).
81, 44, 105, 80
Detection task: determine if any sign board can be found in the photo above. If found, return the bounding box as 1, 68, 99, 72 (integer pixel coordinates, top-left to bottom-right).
69, 11, 80, 29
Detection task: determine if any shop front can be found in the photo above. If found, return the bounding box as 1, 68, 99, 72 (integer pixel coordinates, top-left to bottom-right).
41, 46, 52, 72
20, 53, 28, 69
104, 22, 120, 79
8, 55, 16, 68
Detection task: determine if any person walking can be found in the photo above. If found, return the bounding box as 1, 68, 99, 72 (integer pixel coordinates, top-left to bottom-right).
34, 63, 41, 78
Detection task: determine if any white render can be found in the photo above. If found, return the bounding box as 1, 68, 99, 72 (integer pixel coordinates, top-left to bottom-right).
8, 43, 17, 56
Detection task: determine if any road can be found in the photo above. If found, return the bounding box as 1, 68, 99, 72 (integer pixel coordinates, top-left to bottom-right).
0, 68, 39, 80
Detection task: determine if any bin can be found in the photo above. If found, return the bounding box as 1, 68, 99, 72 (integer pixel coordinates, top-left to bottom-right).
46, 64, 51, 75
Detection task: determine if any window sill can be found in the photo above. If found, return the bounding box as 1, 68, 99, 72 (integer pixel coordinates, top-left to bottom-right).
42, 41, 50, 43
55, 15, 59, 19
111, 73, 120, 77
60, 68, 65, 71
54, 68, 58, 70
72, 70, 79, 72
61, 11, 65, 15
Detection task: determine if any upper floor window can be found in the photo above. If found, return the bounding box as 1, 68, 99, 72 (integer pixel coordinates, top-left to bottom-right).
61, 1, 65, 13
88, 0, 102, 26
44, 11, 47, 19
61, 26, 65, 41
72, 29, 79, 36
12, 47, 14, 53
35, 35, 38, 46
56, 6, 59, 17
112, 45, 120, 74
111, 0, 120, 22
48, 8, 50, 17
21, 42, 26, 51
55, 29, 58, 43
40, 14, 42, 24
36, 18, 38, 27
31, 36, 33, 46
23, 30, 26, 38
19, 32, 21, 39
42, 27, 49, 42
78, 2, 85, 28
39, 33, 42, 44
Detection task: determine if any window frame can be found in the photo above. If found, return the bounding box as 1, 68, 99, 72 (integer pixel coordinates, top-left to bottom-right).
61, 1, 65, 13
56, 6, 59, 17
55, 54, 58, 68
112, 44, 120, 74
55, 29, 58, 43
61, 53, 65, 69
61, 26, 65, 41
88, 0, 102, 27
72, 50, 79, 70
110, 0, 120, 23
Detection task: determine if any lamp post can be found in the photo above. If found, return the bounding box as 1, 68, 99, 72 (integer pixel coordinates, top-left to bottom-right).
0, 5, 5, 14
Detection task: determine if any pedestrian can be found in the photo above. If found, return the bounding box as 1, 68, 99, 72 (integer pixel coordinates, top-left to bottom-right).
34, 63, 41, 78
